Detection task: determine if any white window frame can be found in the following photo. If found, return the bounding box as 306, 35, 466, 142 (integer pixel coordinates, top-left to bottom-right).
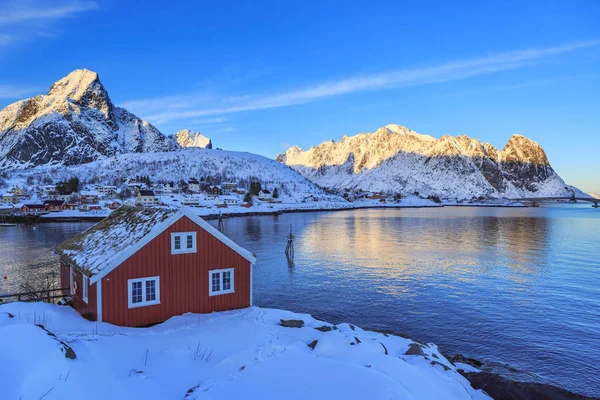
82, 275, 89, 304
209, 268, 235, 296
127, 276, 160, 309
171, 232, 197, 254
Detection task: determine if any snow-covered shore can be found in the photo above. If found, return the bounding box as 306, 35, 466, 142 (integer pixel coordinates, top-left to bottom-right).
34, 196, 528, 222
0, 302, 489, 400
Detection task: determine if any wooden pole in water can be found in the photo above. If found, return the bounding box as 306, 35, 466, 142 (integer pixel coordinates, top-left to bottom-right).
285, 224, 294, 258
218, 211, 225, 234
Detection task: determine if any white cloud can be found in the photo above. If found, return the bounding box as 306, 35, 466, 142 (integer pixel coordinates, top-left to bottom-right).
0, 85, 40, 99
0, 1, 98, 26
121, 40, 600, 124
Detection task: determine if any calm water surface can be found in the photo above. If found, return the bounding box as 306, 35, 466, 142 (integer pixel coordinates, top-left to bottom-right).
1, 205, 599, 396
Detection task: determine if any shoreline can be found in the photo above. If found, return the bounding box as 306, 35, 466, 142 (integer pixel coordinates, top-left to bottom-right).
2, 200, 528, 223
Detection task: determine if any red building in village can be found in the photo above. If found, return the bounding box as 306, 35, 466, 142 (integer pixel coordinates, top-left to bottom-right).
57, 207, 256, 327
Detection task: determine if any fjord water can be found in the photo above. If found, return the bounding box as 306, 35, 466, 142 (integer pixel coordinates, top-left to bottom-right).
1, 206, 598, 396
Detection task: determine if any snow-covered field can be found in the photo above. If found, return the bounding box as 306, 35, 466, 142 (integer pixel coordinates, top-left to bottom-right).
0, 302, 489, 400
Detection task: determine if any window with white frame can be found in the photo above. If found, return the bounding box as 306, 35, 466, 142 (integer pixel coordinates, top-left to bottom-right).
171, 232, 197, 254
128, 276, 160, 308
209, 268, 234, 296
82, 275, 89, 303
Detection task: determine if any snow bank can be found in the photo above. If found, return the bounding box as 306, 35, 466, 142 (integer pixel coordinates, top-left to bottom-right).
0, 303, 490, 399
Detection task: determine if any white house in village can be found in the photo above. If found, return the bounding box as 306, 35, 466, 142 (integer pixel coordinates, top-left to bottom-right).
258, 190, 272, 201
188, 179, 200, 193
219, 195, 240, 207
2, 193, 20, 205
135, 190, 159, 206
95, 185, 117, 197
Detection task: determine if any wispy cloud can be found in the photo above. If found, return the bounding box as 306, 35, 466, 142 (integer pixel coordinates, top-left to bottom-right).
0, 85, 41, 99
0, 1, 97, 26
121, 40, 600, 124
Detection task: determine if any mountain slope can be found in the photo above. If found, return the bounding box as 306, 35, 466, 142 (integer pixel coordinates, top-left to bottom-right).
277, 124, 579, 199
0, 69, 178, 170
175, 129, 212, 149
10, 148, 328, 201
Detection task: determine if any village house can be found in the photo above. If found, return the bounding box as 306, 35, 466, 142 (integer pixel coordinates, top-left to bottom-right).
80, 190, 100, 204
56, 207, 256, 327
95, 185, 117, 197
11, 186, 25, 196
41, 185, 57, 196
107, 200, 122, 210
218, 196, 240, 207
221, 182, 237, 193
79, 204, 103, 212
163, 182, 175, 194
233, 187, 247, 195
135, 190, 159, 206
0, 204, 14, 215
209, 185, 223, 195
187, 179, 200, 193
257, 189, 272, 201
62, 202, 78, 211
21, 204, 46, 215
43, 200, 66, 212
55, 191, 76, 202
2, 193, 20, 205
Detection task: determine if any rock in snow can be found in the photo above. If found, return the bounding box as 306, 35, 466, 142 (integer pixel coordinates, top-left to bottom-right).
0, 302, 490, 400
277, 124, 584, 200
175, 129, 212, 149
0, 69, 178, 170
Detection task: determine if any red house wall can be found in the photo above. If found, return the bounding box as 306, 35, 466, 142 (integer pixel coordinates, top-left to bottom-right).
100, 216, 252, 327
60, 262, 97, 320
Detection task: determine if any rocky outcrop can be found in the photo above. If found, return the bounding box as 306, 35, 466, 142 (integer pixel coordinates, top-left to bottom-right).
278, 124, 579, 199
462, 372, 596, 400
0, 69, 178, 170
175, 129, 212, 149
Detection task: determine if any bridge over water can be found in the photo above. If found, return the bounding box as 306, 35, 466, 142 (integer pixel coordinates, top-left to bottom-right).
510, 197, 599, 208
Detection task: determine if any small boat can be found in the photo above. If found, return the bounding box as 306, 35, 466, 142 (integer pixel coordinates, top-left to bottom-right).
0, 223, 16, 227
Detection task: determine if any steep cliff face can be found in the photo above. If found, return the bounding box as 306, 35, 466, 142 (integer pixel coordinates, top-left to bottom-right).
278, 124, 576, 199
175, 129, 212, 149
0, 69, 178, 170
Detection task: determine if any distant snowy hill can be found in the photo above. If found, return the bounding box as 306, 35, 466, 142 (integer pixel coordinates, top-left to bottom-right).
175, 129, 212, 149
10, 148, 328, 201
0, 69, 178, 170
277, 124, 583, 200
588, 192, 600, 199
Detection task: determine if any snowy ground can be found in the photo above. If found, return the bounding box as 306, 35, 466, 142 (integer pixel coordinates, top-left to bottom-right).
0, 302, 488, 400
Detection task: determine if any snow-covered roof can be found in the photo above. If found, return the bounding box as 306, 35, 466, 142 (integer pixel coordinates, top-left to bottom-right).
80, 190, 99, 196
57, 206, 256, 283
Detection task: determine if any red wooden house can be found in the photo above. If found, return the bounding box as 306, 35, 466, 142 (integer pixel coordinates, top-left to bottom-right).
61, 202, 77, 211
43, 200, 66, 212
21, 204, 46, 214
56, 207, 256, 327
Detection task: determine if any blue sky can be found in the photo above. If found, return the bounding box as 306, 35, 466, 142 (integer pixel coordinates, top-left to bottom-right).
0, 0, 599, 193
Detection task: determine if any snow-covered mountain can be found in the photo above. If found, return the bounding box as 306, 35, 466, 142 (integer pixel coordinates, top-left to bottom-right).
175, 129, 212, 149
277, 124, 582, 199
10, 148, 329, 201
588, 192, 600, 199
0, 69, 178, 170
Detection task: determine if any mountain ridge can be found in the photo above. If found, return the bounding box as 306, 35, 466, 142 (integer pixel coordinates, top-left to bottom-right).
277, 124, 581, 199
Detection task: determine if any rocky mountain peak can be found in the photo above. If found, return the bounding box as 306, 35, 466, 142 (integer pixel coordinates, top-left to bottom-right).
175, 129, 212, 149
0, 69, 178, 170
48, 69, 113, 119
502, 134, 549, 166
